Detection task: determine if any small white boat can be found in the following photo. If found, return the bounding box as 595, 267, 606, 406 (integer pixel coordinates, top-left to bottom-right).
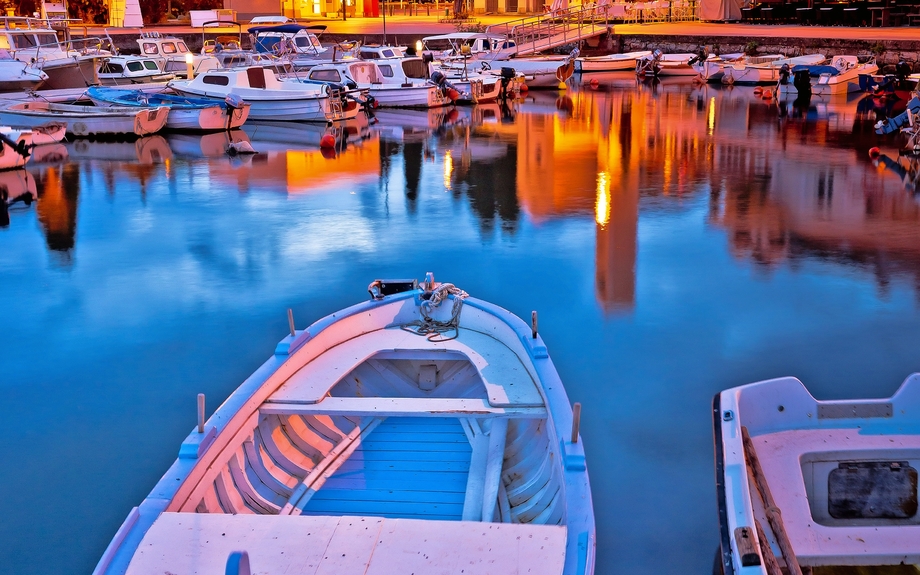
720, 54, 826, 85
0, 121, 65, 145
97, 55, 175, 85
307, 61, 451, 108
86, 87, 250, 131
93, 275, 596, 575
714, 375, 920, 575
0, 126, 31, 169
575, 51, 652, 73
0, 101, 169, 137
169, 67, 359, 123
636, 52, 701, 78
780, 55, 879, 96
0, 48, 47, 92
480, 54, 576, 88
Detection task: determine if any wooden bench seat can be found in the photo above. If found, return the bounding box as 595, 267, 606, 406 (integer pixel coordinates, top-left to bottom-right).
125, 513, 567, 575
267, 327, 545, 408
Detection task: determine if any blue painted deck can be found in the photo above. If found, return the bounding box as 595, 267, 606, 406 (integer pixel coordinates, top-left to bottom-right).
302, 417, 472, 520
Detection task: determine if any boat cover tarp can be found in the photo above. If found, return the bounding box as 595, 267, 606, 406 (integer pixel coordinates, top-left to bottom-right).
249, 24, 311, 35
792, 64, 841, 77
699, 0, 742, 22
875, 97, 920, 135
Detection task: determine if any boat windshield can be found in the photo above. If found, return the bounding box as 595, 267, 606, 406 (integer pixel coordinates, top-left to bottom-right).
36, 33, 59, 48
177, 41, 189, 52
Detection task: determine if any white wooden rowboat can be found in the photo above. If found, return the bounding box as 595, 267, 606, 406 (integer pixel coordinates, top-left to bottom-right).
0, 101, 169, 136
714, 375, 920, 575
93, 275, 595, 575
575, 51, 652, 73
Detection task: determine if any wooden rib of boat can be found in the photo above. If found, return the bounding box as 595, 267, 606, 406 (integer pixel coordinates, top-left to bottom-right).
93, 277, 596, 575
714, 375, 920, 575
0, 101, 169, 136
86, 86, 250, 131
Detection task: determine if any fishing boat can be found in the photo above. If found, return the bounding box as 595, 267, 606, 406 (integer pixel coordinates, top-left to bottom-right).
0, 17, 104, 90
93, 275, 596, 575
720, 54, 826, 85
0, 121, 65, 145
713, 375, 920, 575
779, 56, 879, 96
575, 51, 652, 73
168, 67, 359, 123
0, 101, 169, 137
306, 61, 451, 108
0, 49, 47, 91
0, 126, 31, 169
636, 52, 701, 78
135, 32, 221, 79
86, 87, 250, 131
97, 55, 175, 86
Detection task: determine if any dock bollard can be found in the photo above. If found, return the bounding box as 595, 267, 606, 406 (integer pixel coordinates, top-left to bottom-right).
197, 393, 205, 434
531, 311, 538, 339
287, 308, 295, 337
571, 402, 581, 444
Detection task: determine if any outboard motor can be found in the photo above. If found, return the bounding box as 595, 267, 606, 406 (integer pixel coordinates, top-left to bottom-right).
896, 60, 912, 82
793, 68, 812, 97
779, 63, 791, 86
429, 70, 461, 101
499, 66, 516, 100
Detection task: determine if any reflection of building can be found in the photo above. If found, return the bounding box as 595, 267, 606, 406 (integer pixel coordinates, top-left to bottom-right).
36, 166, 79, 259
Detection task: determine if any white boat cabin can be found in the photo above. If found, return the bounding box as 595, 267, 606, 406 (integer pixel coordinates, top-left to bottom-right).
98, 56, 173, 84
310, 60, 431, 87
136, 32, 220, 77
422, 33, 516, 58
0, 17, 100, 63
358, 45, 406, 60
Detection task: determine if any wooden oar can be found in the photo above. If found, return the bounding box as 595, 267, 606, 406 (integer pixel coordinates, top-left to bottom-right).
742, 426, 804, 575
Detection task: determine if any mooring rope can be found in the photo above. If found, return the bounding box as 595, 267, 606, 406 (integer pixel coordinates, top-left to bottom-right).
401, 282, 469, 342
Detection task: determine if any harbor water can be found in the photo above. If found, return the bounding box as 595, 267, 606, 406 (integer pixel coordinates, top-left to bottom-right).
2, 78, 919, 574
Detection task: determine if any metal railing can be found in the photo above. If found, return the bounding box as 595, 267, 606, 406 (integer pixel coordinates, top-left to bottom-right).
485, 5, 609, 57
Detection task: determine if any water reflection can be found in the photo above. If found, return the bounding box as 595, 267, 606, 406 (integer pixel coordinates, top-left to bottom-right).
7, 80, 920, 575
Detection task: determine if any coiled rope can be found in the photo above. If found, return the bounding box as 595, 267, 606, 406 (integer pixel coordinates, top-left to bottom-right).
402, 283, 469, 342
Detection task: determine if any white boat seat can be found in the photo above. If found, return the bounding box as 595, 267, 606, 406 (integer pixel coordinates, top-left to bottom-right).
125, 513, 567, 575
751, 428, 920, 566
266, 327, 545, 408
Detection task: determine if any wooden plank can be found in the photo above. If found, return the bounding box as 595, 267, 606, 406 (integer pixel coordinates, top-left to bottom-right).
304, 499, 464, 517
335, 459, 473, 473
755, 519, 783, 575
242, 439, 296, 498
364, 519, 567, 575
481, 419, 509, 523
227, 452, 283, 514
322, 476, 469, 493
261, 397, 546, 419
742, 426, 804, 575
309, 488, 467, 504
314, 517, 385, 575
254, 419, 311, 479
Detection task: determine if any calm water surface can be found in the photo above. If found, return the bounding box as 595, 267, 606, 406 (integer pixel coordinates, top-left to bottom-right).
2, 78, 920, 575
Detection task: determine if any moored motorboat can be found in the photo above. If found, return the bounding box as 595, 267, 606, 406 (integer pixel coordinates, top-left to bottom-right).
0, 101, 169, 137
636, 52, 701, 78
93, 275, 595, 575
713, 375, 920, 575
306, 61, 451, 108
780, 55, 879, 96
720, 54, 826, 85
575, 51, 652, 73
86, 86, 250, 131
168, 67, 359, 123
0, 49, 47, 92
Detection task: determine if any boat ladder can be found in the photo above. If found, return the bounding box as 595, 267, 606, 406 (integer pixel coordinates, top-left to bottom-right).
485, 4, 610, 58
325, 89, 346, 123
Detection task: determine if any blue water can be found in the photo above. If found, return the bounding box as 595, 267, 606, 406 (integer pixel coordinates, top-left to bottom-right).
2, 81, 919, 575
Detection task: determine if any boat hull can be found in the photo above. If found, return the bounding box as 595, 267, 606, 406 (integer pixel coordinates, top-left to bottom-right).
0, 102, 169, 136
39, 57, 101, 90
575, 52, 652, 73
171, 85, 354, 122
93, 285, 595, 575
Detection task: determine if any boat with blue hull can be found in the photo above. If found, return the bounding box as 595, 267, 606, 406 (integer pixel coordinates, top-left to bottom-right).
86, 86, 250, 132
93, 275, 596, 575
713, 376, 920, 575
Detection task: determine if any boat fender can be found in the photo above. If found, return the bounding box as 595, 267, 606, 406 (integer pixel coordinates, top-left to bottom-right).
320, 134, 336, 149
753, 86, 763, 95
868, 147, 881, 159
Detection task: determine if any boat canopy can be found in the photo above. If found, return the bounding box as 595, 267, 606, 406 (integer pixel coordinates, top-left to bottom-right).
792, 64, 841, 77
249, 23, 314, 35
